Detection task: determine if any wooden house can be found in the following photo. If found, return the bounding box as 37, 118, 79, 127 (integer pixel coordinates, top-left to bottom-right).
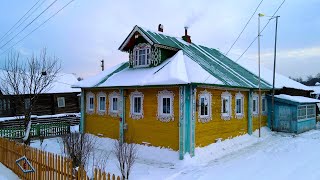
74, 25, 273, 159
0, 73, 81, 117
268, 94, 319, 133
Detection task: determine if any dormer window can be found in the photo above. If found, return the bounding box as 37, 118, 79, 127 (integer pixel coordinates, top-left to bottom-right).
133, 43, 151, 67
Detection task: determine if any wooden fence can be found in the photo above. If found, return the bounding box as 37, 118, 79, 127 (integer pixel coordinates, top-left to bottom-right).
0, 121, 70, 139
0, 137, 121, 180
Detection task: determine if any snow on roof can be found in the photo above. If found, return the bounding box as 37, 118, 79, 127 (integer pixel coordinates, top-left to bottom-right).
238, 60, 313, 91
275, 94, 320, 103
73, 62, 126, 88
74, 51, 223, 88
0, 70, 80, 94
46, 73, 80, 93
309, 85, 320, 94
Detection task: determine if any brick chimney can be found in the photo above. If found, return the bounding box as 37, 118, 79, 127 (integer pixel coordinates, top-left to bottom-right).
158, 24, 163, 32
182, 27, 191, 43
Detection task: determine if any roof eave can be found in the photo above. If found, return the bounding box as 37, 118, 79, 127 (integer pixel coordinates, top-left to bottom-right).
118, 26, 154, 51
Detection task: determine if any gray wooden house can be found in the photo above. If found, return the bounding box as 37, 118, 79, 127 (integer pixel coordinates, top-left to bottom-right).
0, 73, 81, 117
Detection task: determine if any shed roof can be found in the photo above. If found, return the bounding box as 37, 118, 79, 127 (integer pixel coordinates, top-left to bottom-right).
274, 94, 320, 104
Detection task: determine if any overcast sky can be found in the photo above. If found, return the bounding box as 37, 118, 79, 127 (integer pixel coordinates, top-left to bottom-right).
0, 0, 319, 79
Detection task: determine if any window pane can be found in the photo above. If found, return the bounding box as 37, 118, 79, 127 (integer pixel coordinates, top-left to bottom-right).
146, 49, 150, 64
134, 97, 141, 113
100, 97, 105, 110
162, 98, 170, 114
139, 49, 146, 65
236, 99, 242, 114
253, 99, 256, 112
89, 97, 94, 109
113, 98, 118, 111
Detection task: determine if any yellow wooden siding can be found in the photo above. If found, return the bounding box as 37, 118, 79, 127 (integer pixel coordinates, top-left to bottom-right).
124, 87, 179, 150
252, 90, 268, 131
195, 88, 249, 147
84, 89, 120, 140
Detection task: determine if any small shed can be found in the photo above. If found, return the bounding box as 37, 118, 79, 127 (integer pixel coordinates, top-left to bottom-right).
268, 94, 320, 133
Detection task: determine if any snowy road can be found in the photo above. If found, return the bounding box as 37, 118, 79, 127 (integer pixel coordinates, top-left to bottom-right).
170, 130, 320, 180
0, 163, 19, 180
30, 127, 320, 180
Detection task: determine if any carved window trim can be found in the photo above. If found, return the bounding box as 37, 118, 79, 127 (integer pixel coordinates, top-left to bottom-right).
235, 92, 244, 119
157, 90, 174, 122
97, 92, 107, 115
130, 90, 144, 120
132, 43, 151, 68
198, 90, 212, 123
108, 91, 120, 117
86, 92, 95, 114
252, 93, 259, 116
221, 91, 232, 120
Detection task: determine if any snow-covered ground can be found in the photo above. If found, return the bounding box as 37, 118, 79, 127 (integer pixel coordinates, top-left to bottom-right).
30, 126, 320, 180
0, 163, 19, 180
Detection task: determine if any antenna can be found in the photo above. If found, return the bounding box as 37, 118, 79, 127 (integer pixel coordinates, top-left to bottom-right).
101, 59, 104, 71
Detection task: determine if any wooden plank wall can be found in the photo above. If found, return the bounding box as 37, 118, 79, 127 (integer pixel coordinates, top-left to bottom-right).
0, 137, 121, 180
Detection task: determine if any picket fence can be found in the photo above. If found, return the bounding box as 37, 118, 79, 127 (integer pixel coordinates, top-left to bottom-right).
0, 137, 121, 180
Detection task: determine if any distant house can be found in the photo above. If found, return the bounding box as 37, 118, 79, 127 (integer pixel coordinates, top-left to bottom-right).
74, 25, 273, 159
0, 73, 81, 117
268, 94, 319, 133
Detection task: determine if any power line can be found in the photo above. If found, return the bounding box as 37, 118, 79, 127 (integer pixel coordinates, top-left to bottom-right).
203, 0, 285, 84
0, 0, 42, 42
235, 0, 285, 61
0, 0, 47, 45
0, 0, 58, 50
0, 0, 75, 57
225, 0, 264, 55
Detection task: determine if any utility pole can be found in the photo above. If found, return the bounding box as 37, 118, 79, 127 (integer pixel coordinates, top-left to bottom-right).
258, 13, 264, 138
101, 59, 104, 71
271, 16, 280, 131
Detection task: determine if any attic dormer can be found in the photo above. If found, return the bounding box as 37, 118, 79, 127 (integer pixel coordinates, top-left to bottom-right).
118, 25, 180, 68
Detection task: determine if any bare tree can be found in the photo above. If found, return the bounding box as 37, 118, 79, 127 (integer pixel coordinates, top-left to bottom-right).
0, 49, 60, 144
61, 132, 96, 168
113, 139, 138, 180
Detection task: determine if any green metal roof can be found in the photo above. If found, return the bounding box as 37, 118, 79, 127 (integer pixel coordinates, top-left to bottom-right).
138, 26, 271, 89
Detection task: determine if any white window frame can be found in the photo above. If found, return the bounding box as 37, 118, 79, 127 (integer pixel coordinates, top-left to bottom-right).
262, 95, 267, 114
97, 92, 107, 115
157, 90, 174, 122
109, 91, 120, 117
130, 90, 144, 119
57, 97, 65, 108
235, 92, 244, 119
133, 43, 151, 67
221, 91, 232, 120
298, 104, 316, 121
252, 93, 259, 116
86, 92, 95, 114
198, 90, 212, 123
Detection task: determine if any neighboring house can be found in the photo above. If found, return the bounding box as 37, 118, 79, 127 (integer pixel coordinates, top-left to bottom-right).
0, 73, 81, 117
268, 94, 320, 133
74, 25, 272, 159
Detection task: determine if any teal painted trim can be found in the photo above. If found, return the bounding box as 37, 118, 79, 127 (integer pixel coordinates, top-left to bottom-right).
94, 62, 129, 87
184, 85, 191, 154
248, 90, 253, 135
179, 86, 185, 160
120, 89, 125, 143
80, 89, 85, 133
190, 85, 197, 157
